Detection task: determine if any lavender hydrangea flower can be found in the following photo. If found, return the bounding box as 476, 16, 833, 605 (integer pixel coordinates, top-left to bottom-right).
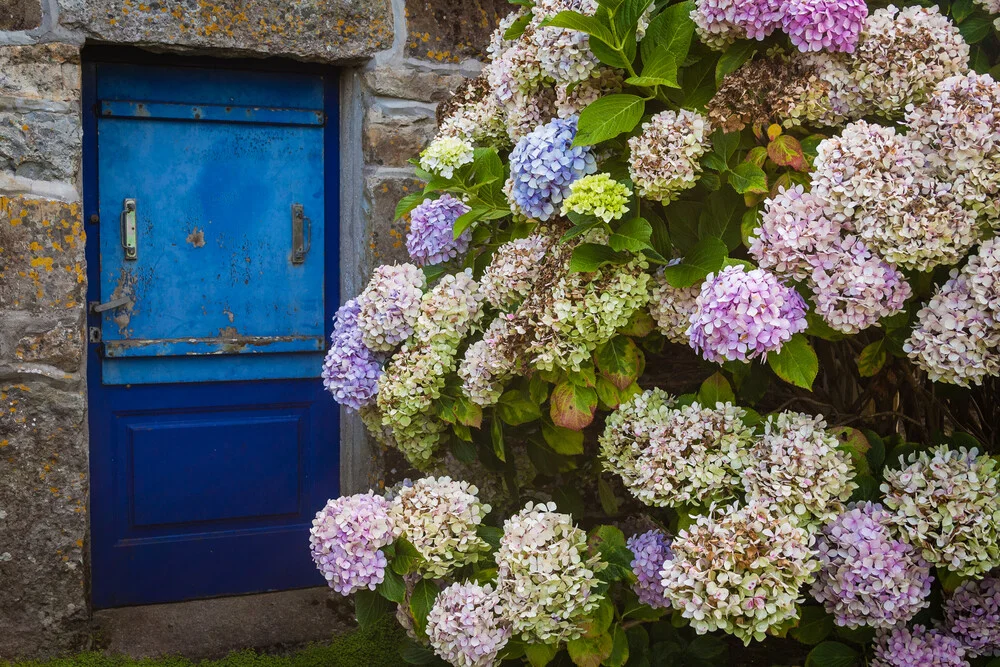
426, 582, 512, 667
750, 185, 842, 281
627, 530, 673, 609
505, 116, 596, 220
691, 0, 783, 49
944, 576, 1000, 658
811, 502, 932, 629
356, 263, 426, 352
322, 299, 382, 410
309, 493, 399, 595
406, 194, 472, 267
688, 265, 807, 363
871, 625, 969, 667
781, 0, 867, 53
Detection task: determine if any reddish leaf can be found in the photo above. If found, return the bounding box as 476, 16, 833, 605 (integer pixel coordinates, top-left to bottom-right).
550, 382, 598, 431
767, 134, 808, 171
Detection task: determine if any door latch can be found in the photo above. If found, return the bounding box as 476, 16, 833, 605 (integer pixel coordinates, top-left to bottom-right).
90, 297, 134, 314
121, 198, 137, 260
291, 203, 311, 264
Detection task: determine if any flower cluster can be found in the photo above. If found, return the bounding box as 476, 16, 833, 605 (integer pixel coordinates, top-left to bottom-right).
419, 135, 475, 179
309, 493, 398, 595
691, 0, 783, 50
661, 502, 818, 644
750, 185, 841, 281
811, 502, 932, 628
648, 268, 700, 344
356, 263, 426, 352
437, 76, 511, 150
406, 194, 472, 267
871, 625, 969, 667
628, 110, 712, 203
781, 0, 867, 53
881, 446, 1000, 576
377, 271, 484, 464
506, 116, 596, 220
321, 299, 382, 410
495, 502, 603, 643
601, 392, 755, 507
944, 576, 1000, 658
560, 173, 631, 222
458, 317, 520, 407
688, 265, 807, 363
426, 582, 511, 667
742, 412, 856, 525
627, 530, 673, 609
479, 234, 552, 310
390, 477, 491, 578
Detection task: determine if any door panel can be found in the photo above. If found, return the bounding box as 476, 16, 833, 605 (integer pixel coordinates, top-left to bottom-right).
85, 60, 338, 608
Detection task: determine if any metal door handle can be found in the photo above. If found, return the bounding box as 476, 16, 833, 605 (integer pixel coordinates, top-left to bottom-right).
291, 203, 311, 264
90, 296, 133, 314
121, 198, 137, 260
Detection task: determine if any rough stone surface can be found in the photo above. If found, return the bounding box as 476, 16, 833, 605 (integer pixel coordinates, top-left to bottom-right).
366, 174, 421, 265
404, 0, 509, 62
0, 197, 86, 313
60, 0, 395, 63
0, 44, 81, 105
13, 319, 84, 372
0, 381, 90, 660
0, 0, 43, 32
94, 588, 355, 660
364, 103, 437, 168
0, 111, 82, 181
363, 64, 466, 103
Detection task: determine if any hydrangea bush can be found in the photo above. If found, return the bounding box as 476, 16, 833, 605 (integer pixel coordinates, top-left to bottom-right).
313, 0, 1000, 664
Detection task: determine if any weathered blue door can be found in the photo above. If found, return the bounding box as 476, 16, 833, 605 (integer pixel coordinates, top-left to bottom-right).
84, 60, 339, 608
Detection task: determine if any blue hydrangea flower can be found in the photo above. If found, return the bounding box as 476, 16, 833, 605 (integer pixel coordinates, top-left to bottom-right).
627, 530, 673, 609
506, 116, 596, 221
406, 194, 472, 267
321, 299, 382, 410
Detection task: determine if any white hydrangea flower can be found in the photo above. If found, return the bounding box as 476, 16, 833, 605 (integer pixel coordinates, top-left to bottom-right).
661, 502, 819, 645
881, 446, 1000, 576
648, 268, 701, 345
420, 135, 475, 179
480, 234, 552, 310
628, 110, 712, 203
968, 237, 1000, 319
742, 411, 857, 525
457, 317, 520, 407
427, 582, 511, 667
391, 476, 492, 578
495, 502, 603, 644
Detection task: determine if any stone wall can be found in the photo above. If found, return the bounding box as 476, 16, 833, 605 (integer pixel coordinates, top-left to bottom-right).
0, 0, 504, 659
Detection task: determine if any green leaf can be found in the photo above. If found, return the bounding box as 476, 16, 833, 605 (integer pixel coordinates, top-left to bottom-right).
702, 152, 729, 172
663, 199, 702, 252
615, 0, 654, 37
805, 641, 859, 667
561, 219, 602, 243
662, 236, 728, 288
606, 625, 630, 667
453, 395, 483, 428
525, 643, 561, 667
768, 333, 819, 390
959, 15, 992, 43
767, 134, 808, 171
503, 10, 533, 39
542, 10, 617, 45
698, 187, 743, 250
609, 217, 654, 252
497, 389, 542, 426
641, 0, 695, 65
952, 0, 975, 21
491, 416, 506, 463
391, 537, 425, 576
453, 205, 488, 239
595, 374, 621, 409
697, 372, 735, 406
477, 524, 503, 550
595, 336, 642, 389
830, 426, 871, 476
715, 40, 755, 85
398, 640, 443, 665
409, 579, 439, 637
678, 52, 720, 109
791, 607, 835, 645
638, 49, 679, 88
589, 35, 635, 70
376, 567, 406, 603
849, 475, 879, 502
857, 339, 887, 378
728, 162, 768, 194
597, 476, 620, 515
542, 421, 585, 455
684, 635, 728, 665
567, 633, 614, 667
938, 566, 970, 593
644, 207, 671, 258
394, 191, 427, 221
712, 128, 740, 161
355, 589, 393, 628
550, 381, 598, 430
529, 373, 550, 404
569, 242, 623, 272
574, 94, 646, 146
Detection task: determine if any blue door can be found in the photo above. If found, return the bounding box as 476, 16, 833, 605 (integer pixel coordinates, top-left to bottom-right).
84, 59, 339, 608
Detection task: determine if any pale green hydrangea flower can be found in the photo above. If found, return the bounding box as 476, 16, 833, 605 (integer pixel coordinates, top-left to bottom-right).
420, 135, 475, 179
560, 173, 631, 222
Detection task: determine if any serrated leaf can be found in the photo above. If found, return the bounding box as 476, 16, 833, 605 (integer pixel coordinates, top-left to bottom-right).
391, 537, 425, 576
542, 10, 617, 45
609, 217, 654, 252
805, 641, 859, 667
542, 420, 585, 455
497, 389, 542, 426
477, 524, 503, 550
614, 0, 654, 36
503, 10, 533, 39
595, 336, 642, 389
355, 589, 393, 628
453, 394, 483, 428
768, 333, 818, 390
791, 607, 835, 645
638, 49, 679, 88
857, 339, 887, 377
453, 205, 488, 239
702, 152, 729, 172
376, 567, 406, 603
569, 242, 623, 272
550, 381, 598, 430
409, 579, 439, 637
697, 372, 735, 406
728, 162, 768, 194
561, 219, 602, 243
767, 134, 808, 171
952, 0, 975, 21
715, 40, 755, 85
959, 15, 992, 43
641, 0, 695, 65
398, 640, 443, 665
698, 187, 743, 250
395, 191, 427, 221
662, 236, 728, 288
574, 94, 646, 146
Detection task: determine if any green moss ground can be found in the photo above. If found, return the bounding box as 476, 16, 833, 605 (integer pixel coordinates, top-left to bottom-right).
4, 617, 405, 667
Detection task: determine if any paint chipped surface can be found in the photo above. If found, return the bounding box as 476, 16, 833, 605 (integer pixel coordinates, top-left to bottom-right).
186, 227, 206, 248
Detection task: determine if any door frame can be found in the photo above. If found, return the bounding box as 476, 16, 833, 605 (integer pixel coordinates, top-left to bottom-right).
81, 48, 359, 606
